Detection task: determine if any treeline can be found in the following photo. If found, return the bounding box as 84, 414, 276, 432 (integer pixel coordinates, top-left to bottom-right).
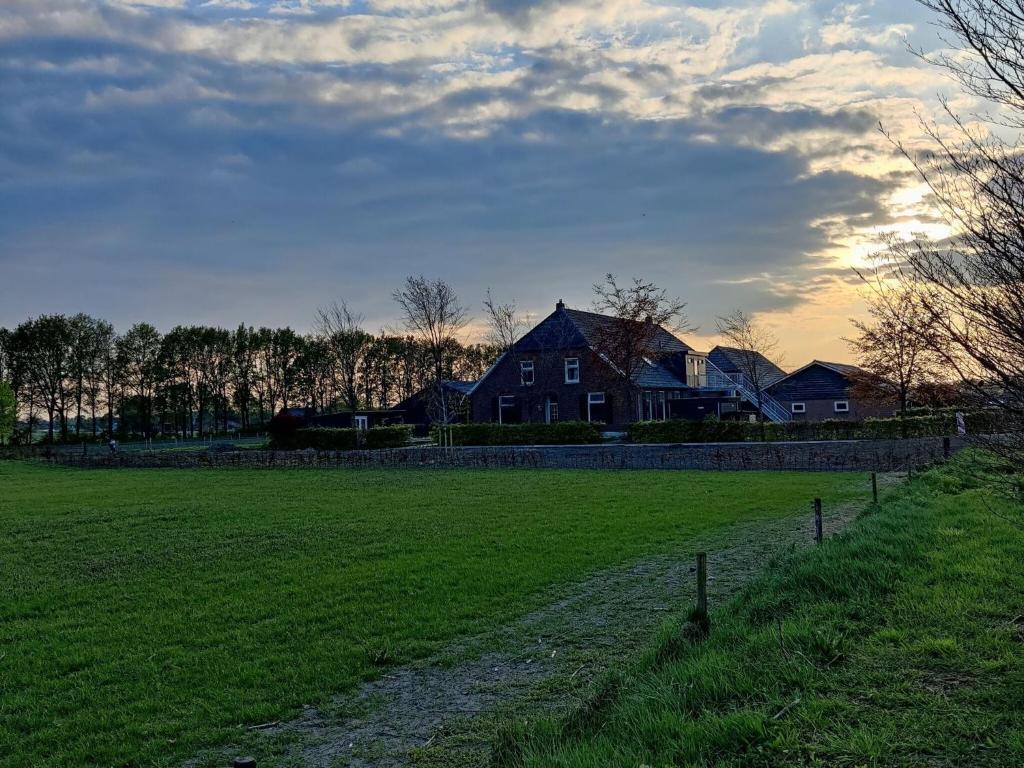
0, 315, 499, 443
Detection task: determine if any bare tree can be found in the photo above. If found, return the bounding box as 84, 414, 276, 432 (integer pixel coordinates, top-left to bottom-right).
715, 310, 785, 433
315, 301, 373, 414
591, 274, 691, 422
482, 288, 526, 353
393, 276, 469, 426
845, 269, 941, 415
882, 1, 1024, 481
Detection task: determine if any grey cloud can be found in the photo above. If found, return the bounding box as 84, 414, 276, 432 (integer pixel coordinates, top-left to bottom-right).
479, 0, 556, 23
0, 0, 917, 334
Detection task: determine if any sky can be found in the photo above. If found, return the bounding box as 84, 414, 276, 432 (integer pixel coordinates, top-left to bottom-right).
0, 0, 969, 364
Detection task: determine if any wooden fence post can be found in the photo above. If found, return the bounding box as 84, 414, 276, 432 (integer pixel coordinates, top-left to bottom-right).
871, 472, 878, 504
814, 498, 823, 545
695, 552, 708, 631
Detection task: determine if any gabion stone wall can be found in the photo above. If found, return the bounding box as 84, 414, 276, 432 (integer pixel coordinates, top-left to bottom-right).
41, 437, 962, 472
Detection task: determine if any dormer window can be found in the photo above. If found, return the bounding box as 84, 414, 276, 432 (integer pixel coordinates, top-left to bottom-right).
520, 360, 535, 386
564, 357, 580, 384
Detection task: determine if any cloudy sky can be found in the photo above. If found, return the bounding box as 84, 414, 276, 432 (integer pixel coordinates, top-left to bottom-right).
0, 0, 966, 362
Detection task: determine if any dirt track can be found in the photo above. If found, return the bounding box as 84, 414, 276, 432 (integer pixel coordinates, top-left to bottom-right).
190, 492, 882, 768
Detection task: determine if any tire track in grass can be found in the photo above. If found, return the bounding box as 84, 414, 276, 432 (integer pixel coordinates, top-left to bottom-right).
191, 489, 886, 768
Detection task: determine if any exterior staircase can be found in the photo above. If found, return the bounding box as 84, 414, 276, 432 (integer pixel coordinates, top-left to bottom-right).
703, 360, 792, 423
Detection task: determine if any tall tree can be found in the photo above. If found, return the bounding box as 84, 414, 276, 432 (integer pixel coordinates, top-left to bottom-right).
315, 301, 373, 413
482, 288, 526, 353
0, 327, 10, 384
715, 309, 785, 432
267, 328, 304, 413
231, 325, 257, 429
591, 274, 690, 421
886, 0, 1024, 477
82, 319, 116, 438
15, 316, 73, 442
393, 276, 469, 424
0, 380, 15, 445
117, 323, 161, 436
845, 273, 940, 414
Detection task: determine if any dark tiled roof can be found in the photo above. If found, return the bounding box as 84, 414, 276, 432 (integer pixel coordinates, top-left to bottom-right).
816, 360, 863, 378
563, 308, 692, 355
515, 311, 588, 352
496, 304, 692, 391
767, 360, 865, 401
708, 346, 787, 386
633, 359, 688, 388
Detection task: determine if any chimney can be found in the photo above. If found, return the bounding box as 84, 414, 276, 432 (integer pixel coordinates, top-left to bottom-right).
644, 315, 653, 325
556, 299, 565, 311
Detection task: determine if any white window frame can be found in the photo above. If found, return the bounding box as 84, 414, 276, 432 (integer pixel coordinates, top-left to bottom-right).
564, 357, 580, 384
587, 392, 605, 422
520, 360, 535, 386
791, 403, 806, 414
545, 398, 559, 424
834, 400, 850, 414
498, 395, 516, 425
354, 415, 369, 430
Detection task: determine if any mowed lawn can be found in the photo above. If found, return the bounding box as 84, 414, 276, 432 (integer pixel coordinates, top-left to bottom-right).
0, 462, 865, 767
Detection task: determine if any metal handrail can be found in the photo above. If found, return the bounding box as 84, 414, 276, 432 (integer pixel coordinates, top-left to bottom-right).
702, 360, 792, 423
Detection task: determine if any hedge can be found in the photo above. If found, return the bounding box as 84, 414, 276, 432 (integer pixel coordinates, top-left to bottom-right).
436, 421, 604, 446
272, 425, 413, 451
363, 425, 415, 450
628, 412, 1002, 444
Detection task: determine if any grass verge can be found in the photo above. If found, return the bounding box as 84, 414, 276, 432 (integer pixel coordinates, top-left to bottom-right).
499, 454, 1024, 767
0, 463, 864, 767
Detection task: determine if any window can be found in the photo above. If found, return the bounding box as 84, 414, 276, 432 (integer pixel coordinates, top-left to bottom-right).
354, 415, 369, 430
791, 403, 806, 414
545, 397, 559, 424
587, 392, 606, 422
564, 357, 580, 384
520, 360, 535, 386
498, 395, 518, 425
834, 401, 850, 414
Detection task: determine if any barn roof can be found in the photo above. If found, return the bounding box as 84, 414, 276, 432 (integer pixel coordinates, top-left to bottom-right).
766, 360, 866, 401
708, 346, 788, 387
771, 360, 864, 385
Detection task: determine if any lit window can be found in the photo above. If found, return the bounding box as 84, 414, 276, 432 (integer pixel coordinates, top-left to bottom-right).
834, 401, 850, 413
564, 357, 580, 384
520, 360, 535, 386
792, 403, 806, 414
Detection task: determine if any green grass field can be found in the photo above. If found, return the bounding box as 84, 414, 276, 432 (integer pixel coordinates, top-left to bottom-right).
503, 456, 1024, 767
0, 463, 865, 767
